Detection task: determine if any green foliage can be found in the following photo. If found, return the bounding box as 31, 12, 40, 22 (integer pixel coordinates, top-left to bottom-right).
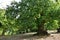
45, 20, 59, 30
5, 0, 60, 34
0, 0, 60, 35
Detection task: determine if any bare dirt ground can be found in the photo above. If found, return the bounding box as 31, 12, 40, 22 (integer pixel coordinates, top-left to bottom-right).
0, 30, 60, 40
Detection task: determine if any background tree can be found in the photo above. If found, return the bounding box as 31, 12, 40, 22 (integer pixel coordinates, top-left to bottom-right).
5, 0, 60, 35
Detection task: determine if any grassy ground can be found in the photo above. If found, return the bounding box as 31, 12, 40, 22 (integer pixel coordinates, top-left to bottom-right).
0, 30, 60, 40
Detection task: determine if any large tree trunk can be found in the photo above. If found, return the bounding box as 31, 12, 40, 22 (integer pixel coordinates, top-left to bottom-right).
35, 18, 49, 36
37, 20, 48, 35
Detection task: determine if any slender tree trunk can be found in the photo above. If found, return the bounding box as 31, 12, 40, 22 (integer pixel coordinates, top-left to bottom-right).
2, 28, 6, 35
2, 30, 5, 35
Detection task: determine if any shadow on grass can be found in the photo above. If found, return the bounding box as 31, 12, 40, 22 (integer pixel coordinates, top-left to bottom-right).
0, 32, 50, 40
1, 31, 60, 40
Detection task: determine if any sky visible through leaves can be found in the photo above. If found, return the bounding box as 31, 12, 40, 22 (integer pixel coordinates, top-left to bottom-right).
0, 0, 21, 9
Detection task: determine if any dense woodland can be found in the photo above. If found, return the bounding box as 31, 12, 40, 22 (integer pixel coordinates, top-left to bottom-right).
0, 0, 60, 35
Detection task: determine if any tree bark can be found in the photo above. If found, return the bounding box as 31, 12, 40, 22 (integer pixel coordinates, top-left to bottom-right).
35, 18, 49, 36
2, 29, 5, 35
2, 28, 7, 35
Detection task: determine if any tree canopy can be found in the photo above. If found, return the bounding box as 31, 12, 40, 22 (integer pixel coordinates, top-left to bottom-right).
0, 0, 60, 35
